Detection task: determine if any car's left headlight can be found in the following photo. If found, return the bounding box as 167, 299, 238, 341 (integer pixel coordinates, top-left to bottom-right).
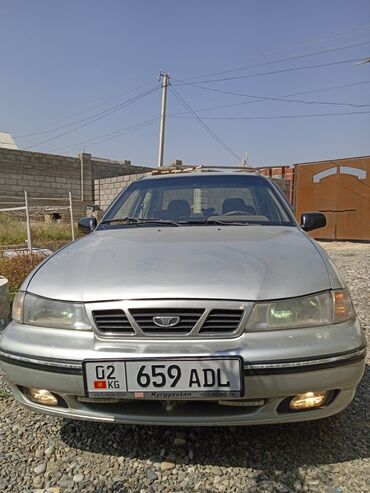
246, 289, 355, 330
12, 292, 91, 330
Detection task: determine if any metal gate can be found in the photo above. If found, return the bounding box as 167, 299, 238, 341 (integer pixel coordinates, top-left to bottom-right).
294, 157, 370, 241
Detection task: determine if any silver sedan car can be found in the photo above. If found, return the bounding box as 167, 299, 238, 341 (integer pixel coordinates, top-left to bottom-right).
0, 170, 366, 426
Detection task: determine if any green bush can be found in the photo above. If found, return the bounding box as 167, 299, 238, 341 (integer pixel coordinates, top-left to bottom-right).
0, 216, 78, 297
0, 252, 46, 297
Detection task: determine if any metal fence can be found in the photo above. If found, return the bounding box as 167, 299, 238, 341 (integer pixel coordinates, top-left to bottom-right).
0, 191, 75, 251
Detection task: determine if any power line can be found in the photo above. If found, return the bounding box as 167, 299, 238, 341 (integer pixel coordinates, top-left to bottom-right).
294, 22, 370, 45
24, 86, 160, 150
265, 23, 370, 54
171, 110, 370, 121
16, 80, 155, 138
177, 79, 370, 99
49, 80, 155, 128
18, 84, 158, 140
174, 57, 367, 85
49, 118, 159, 154
179, 40, 370, 82
169, 85, 242, 162
169, 80, 370, 113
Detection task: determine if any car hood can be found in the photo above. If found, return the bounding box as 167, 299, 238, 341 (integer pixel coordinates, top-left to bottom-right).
26, 226, 333, 302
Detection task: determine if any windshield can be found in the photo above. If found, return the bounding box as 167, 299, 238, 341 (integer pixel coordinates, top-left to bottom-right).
98, 174, 295, 228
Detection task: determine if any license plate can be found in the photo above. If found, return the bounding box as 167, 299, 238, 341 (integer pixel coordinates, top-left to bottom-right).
83, 357, 243, 399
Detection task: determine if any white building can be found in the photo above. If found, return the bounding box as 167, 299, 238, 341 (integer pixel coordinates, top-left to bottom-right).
0, 131, 18, 150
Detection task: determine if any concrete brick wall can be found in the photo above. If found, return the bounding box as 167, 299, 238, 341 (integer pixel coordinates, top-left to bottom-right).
0, 149, 82, 198
90, 157, 149, 180
0, 148, 151, 219
94, 172, 153, 211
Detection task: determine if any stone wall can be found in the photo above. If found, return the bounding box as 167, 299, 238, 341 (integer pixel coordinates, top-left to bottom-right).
0, 149, 82, 199
0, 148, 150, 218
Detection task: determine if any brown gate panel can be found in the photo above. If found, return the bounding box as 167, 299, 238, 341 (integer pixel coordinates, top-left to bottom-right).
295, 157, 370, 241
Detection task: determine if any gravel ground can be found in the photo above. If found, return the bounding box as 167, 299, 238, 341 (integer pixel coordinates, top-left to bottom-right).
0, 242, 369, 493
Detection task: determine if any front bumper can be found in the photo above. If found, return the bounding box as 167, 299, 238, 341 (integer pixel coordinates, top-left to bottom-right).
0, 319, 366, 426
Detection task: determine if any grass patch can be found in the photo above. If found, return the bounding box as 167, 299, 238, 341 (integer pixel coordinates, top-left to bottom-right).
0, 216, 79, 298
0, 214, 73, 246
0, 216, 77, 298
0, 387, 9, 399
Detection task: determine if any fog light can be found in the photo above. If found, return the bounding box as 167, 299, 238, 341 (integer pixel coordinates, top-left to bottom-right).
290, 391, 327, 410
28, 388, 59, 406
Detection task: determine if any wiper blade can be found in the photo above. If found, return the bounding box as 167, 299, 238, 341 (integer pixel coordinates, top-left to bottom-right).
176, 219, 249, 226
137, 218, 180, 226
205, 218, 250, 225
176, 219, 226, 225
100, 217, 180, 226
205, 219, 234, 225
100, 217, 250, 227
100, 218, 130, 224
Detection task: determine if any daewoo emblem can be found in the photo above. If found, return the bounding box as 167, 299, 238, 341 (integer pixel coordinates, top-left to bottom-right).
153, 316, 181, 328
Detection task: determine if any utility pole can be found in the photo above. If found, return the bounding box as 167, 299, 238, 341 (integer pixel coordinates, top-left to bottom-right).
157, 72, 170, 168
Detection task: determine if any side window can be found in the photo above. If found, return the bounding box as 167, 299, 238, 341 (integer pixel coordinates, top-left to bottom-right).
113, 189, 140, 218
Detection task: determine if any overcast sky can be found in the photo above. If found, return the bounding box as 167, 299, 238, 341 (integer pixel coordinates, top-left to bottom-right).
1, 0, 370, 167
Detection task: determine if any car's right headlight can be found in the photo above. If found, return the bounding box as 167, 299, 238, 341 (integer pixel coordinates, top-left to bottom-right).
12, 292, 91, 330
245, 289, 355, 330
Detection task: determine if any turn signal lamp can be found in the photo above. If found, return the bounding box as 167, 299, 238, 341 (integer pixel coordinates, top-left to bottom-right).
333, 290, 354, 323
28, 388, 58, 407
289, 391, 327, 410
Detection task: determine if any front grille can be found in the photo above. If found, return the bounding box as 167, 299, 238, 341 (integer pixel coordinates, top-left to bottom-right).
199, 309, 244, 333
89, 302, 249, 338
129, 308, 205, 334
93, 309, 134, 334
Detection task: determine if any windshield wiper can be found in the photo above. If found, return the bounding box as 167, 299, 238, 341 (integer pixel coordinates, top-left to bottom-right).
205, 218, 241, 225
100, 217, 180, 227
177, 219, 250, 226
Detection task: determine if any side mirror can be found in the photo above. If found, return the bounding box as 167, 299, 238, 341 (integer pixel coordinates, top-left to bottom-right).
300, 212, 326, 232
78, 217, 97, 234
